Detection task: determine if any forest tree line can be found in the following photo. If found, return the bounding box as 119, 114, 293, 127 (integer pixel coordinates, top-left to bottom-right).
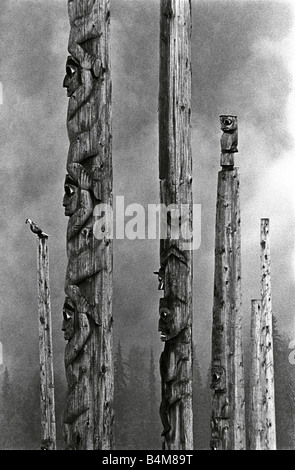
0, 318, 294, 450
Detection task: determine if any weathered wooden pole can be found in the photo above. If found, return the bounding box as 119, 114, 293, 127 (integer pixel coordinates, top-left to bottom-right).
249, 299, 264, 450
62, 0, 113, 450
260, 218, 276, 449
157, 0, 193, 450
26, 219, 56, 450
210, 116, 245, 450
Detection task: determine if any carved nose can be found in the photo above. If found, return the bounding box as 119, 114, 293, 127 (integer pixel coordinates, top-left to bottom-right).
63, 75, 69, 88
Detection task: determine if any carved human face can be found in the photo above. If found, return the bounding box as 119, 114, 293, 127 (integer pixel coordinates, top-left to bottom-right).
63, 177, 79, 217
220, 115, 237, 132
63, 56, 81, 97
158, 303, 173, 342
62, 299, 75, 341
210, 365, 226, 392
158, 298, 186, 341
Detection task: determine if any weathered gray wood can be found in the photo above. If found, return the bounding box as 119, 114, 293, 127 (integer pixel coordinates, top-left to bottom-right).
260, 218, 276, 450
157, 0, 193, 450
249, 299, 264, 450
210, 116, 245, 450
62, 0, 113, 450
37, 236, 56, 450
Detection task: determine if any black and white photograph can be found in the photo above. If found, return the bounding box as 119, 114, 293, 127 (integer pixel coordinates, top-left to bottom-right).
0, 0, 294, 453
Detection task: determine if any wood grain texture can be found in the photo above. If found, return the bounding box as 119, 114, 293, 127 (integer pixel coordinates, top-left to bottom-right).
249, 299, 264, 450
62, 0, 113, 450
260, 219, 276, 450
210, 120, 245, 450
158, 0, 193, 451
37, 237, 56, 450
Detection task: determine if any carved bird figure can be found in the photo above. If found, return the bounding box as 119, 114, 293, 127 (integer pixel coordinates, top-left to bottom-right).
25, 219, 49, 238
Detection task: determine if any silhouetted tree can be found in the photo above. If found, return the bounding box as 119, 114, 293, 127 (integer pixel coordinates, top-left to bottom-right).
125, 345, 150, 449
147, 348, 161, 449
193, 351, 211, 449
273, 317, 295, 449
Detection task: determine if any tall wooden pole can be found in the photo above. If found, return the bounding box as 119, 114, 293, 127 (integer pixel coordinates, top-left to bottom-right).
62, 0, 113, 449
210, 116, 245, 450
26, 219, 56, 450
260, 218, 276, 449
249, 299, 264, 450
157, 0, 193, 450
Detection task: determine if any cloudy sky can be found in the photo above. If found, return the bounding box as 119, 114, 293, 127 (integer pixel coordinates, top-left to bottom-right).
0, 0, 294, 390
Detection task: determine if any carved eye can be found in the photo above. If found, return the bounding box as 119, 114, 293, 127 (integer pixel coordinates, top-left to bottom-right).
66, 65, 76, 78
212, 372, 220, 381
223, 118, 232, 126
161, 309, 170, 320
63, 310, 72, 322
65, 185, 75, 197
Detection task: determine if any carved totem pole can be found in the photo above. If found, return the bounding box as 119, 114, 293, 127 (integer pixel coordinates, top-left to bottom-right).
62, 0, 113, 450
157, 0, 193, 450
210, 116, 245, 450
26, 219, 56, 450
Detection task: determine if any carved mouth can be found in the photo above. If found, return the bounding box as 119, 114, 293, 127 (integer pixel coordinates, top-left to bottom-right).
160, 332, 167, 342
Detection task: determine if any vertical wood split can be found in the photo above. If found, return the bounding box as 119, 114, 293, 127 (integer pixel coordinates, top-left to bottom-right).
37, 236, 56, 450
210, 115, 245, 450
62, 0, 113, 450
157, 0, 193, 451
249, 220, 276, 450
249, 299, 264, 450
260, 219, 276, 450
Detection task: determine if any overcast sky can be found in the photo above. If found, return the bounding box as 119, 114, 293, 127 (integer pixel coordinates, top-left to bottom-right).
0, 0, 294, 387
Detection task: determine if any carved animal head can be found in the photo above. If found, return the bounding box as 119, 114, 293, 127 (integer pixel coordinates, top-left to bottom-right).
62, 297, 75, 341
63, 175, 79, 217
220, 115, 238, 154
153, 267, 165, 290
63, 56, 81, 97
220, 115, 237, 132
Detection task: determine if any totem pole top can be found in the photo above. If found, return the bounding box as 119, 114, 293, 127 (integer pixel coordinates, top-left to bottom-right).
220, 114, 238, 168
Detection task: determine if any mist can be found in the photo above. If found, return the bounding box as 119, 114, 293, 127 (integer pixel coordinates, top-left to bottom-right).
0, 0, 294, 448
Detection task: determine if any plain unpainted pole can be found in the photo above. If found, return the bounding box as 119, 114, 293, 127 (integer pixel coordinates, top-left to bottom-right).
26, 219, 56, 450
260, 218, 276, 449
249, 299, 264, 450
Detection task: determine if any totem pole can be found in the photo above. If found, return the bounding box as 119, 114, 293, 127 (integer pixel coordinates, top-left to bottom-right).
26, 219, 56, 450
157, 0, 193, 450
210, 116, 245, 450
62, 0, 113, 450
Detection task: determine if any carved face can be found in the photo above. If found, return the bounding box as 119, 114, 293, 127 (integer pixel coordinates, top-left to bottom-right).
63, 176, 79, 217
62, 298, 75, 341
220, 115, 237, 132
63, 56, 81, 97
158, 302, 173, 342
158, 298, 186, 341
210, 365, 226, 392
